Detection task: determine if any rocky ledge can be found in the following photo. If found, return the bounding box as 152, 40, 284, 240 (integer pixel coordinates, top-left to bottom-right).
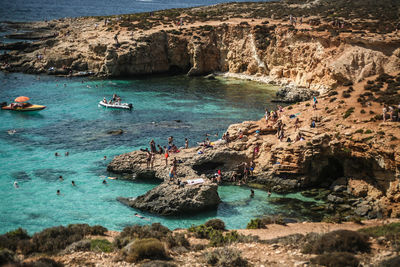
108, 72, 400, 221
118, 181, 220, 216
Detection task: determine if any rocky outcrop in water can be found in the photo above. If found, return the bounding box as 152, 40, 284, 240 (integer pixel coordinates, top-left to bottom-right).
118, 181, 220, 216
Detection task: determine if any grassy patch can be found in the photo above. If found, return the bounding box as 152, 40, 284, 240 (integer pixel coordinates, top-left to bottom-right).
114, 223, 170, 249
359, 222, 400, 248
343, 107, 355, 119
90, 239, 114, 253
311, 252, 359, 267
125, 238, 168, 263
302, 230, 370, 254
204, 247, 248, 266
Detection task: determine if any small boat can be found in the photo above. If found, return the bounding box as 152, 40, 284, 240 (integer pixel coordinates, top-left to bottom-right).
1, 96, 46, 112
1, 103, 46, 112
98, 101, 133, 110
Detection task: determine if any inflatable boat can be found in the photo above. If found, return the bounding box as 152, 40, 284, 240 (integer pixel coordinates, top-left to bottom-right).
98, 101, 133, 110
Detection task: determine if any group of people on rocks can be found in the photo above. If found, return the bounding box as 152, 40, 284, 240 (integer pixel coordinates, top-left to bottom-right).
382, 104, 400, 122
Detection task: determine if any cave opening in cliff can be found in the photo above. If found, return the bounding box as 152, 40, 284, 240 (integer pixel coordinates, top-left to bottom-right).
311, 156, 344, 186
193, 161, 225, 176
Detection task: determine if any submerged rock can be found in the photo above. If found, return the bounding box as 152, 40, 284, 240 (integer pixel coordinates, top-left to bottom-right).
118, 181, 220, 216
107, 129, 124, 135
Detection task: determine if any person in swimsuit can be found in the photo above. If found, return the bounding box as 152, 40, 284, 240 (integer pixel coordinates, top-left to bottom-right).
146, 149, 151, 168
164, 146, 169, 166
71, 181, 76, 186
185, 138, 189, 149
150, 139, 156, 153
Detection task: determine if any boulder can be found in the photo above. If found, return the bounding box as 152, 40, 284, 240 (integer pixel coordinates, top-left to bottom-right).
274, 86, 319, 103
118, 181, 220, 216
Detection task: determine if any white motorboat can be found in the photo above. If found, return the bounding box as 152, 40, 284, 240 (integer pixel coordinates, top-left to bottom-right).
98, 101, 133, 110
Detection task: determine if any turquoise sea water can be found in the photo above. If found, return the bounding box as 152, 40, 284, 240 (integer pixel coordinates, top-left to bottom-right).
0, 72, 315, 234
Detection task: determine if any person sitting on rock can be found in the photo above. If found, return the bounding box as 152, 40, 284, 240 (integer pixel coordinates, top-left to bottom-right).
169, 165, 175, 181
157, 144, 164, 154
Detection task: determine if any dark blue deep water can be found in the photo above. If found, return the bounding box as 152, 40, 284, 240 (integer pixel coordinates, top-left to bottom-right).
0, 0, 271, 22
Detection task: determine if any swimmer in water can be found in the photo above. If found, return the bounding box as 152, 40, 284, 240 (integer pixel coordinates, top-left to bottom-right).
14, 181, 19, 188
7, 129, 16, 135
134, 213, 149, 220
250, 189, 254, 198
65, 152, 69, 156
59, 175, 63, 181
71, 181, 76, 186
55, 152, 60, 157
268, 191, 271, 197
57, 190, 60, 195
103, 156, 107, 160
102, 180, 107, 184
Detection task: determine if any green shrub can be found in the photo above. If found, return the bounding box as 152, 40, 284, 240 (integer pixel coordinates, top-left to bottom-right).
125, 238, 168, 263
322, 213, 343, 224
188, 225, 213, 239
204, 247, 248, 266
302, 230, 370, 254
16, 224, 108, 254
364, 129, 373, 134
360, 109, 366, 114
24, 257, 64, 267
246, 218, 267, 229
0, 249, 19, 266
310, 252, 359, 267
205, 219, 226, 231
114, 223, 171, 248
90, 239, 114, 253
343, 107, 355, 119
342, 91, 351, 98
359, 223, 400, 245
0, 228, 30, 252
378, 255, 400, 267
355, 129, 364, 134
165, 233, 190, 249
328, 91, 338, 97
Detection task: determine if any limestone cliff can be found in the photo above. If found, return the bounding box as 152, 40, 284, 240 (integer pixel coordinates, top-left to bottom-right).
2, 1, 400, 93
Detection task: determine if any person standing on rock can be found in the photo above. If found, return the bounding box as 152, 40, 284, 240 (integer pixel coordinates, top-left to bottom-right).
164, 147, 169, 166
114, 34, 119, 45
383, 106, 387, 121
185, 138, 189, 149
150, 139, 156, 153
150, 152, 155, 169
146, 149, 151, 168
243, 162, 249, 183
294, 117, 300, 130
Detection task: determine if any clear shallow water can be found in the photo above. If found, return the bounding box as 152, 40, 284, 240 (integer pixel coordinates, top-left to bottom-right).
0, 0, 270, 22
0, 72, 314, 234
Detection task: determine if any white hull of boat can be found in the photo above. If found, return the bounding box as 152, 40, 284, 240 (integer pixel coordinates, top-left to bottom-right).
98, 101, 132, 110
